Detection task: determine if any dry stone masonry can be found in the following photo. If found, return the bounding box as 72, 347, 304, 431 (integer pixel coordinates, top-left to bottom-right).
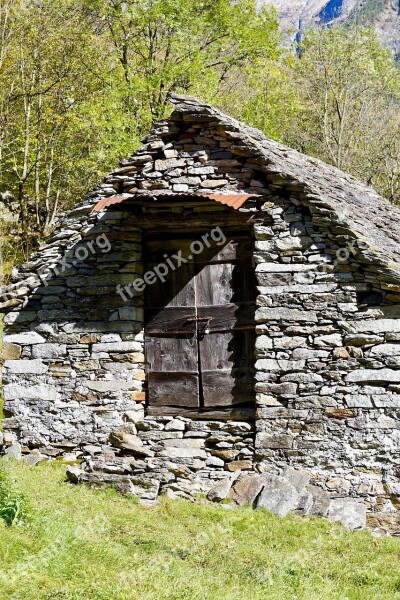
2, 94, 400, 532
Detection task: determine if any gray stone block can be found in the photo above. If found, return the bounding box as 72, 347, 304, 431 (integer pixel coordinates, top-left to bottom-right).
346, 369, 400, 383
92, 342, 142, 353
306, 485, 331, 516
295, 491, 314, 516
328, 498, 366, 529
255, 308, 318, 323
4, 359, 48, 374
229, 473, 264, 506
5, 442, 22, 460
257, 474, 300, 517
207, 477, 234, 502
282, 466, 311, 493
32, 343, 67, 359
4, 332, 46, 345
3, 384, 58, 401
256, 432, 293, 449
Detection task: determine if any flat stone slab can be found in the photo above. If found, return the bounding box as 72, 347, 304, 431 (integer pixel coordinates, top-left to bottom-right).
4, 359, 48, 374
4, 332, 46, 345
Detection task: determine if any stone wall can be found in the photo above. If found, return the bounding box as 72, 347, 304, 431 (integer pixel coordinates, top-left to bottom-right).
2, 95, 400, 532
252, 196, 400, 533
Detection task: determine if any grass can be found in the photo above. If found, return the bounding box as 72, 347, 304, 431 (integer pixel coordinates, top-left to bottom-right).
1, 321, 400, 599
0, 460, 399, 599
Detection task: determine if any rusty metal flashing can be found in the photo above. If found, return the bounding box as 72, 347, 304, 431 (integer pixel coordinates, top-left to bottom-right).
92, 192, 260, 212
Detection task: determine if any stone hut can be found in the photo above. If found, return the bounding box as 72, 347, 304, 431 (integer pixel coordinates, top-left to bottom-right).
2, 94, 400, 531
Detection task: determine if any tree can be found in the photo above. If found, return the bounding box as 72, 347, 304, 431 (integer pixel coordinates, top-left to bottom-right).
0, 0, 282, 267
0, 0, 131, 259
83, 0, 281, 126
284, 25, 400, 203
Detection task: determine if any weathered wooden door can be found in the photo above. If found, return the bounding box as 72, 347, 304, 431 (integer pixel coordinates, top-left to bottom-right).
144, 232, 255, 410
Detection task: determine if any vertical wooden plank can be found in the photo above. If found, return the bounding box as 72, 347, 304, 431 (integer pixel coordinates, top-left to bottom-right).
144, 236, 199, 408
196, 231, 256, 408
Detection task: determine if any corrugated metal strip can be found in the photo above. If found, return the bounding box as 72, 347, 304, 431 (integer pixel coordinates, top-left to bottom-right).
92, 195, 131, 212
92, 192, 259, 212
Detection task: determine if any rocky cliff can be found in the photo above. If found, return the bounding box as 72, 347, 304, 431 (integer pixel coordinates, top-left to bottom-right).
266, 0, 400, 56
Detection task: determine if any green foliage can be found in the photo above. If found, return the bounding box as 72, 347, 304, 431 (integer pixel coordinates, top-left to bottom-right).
282, 24, 400, 203
0, 464, 30, 526
1, 459, 400, 598
348, 0, 389, 27
0, 2, 399, 274
83, 0, 281, 119
0, 0, 281, 262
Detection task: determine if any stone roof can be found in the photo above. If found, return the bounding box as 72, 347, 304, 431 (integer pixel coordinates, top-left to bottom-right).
166, 95, 400, 284
1, 93, 400, 312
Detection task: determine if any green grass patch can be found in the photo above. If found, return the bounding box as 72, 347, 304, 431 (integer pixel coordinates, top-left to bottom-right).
0, 459, 400, 599
0, 464, 30, 526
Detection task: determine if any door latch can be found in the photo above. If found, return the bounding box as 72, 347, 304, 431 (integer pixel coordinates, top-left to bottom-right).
185, 316, 211, 339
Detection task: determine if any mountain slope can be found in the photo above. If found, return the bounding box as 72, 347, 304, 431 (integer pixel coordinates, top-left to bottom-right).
267, 0, 400, 55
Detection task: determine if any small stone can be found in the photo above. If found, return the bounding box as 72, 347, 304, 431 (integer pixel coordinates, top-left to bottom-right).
154, 158, 186, 171
295, 491, 314, 516
80, 334, 98, 343
326, 477, 351, 493
200, 179, 228, 188
306, 485, 331, 516
344, 334, 381, 346
281, 466, 310, 493
347, 369, 400, 383
225, 460, 252, 472
210, 449, 239, 461
256, 432, 293, 449
2, 343, 21, 360
325, 408, 356, 419
333, 347, 351, 359
314, 334, 342, 348
32, 344, 67, 359
66, 466, 83, 484
23, 451, 47, 467
164, 419, 186, 432
172, 184, 189, 192
345, 394, 373, 408
4, 359, 48, 374
82, 445, 103, 456
168, 464, 192, 479
346, 346, 363, 358
125, 407, 145, 423
206, 455, 225, 468
4, 332, 45, 345
109, 431, 153, 458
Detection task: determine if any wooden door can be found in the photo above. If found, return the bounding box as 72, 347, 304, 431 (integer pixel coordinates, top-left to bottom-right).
144, 232, 255, 410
